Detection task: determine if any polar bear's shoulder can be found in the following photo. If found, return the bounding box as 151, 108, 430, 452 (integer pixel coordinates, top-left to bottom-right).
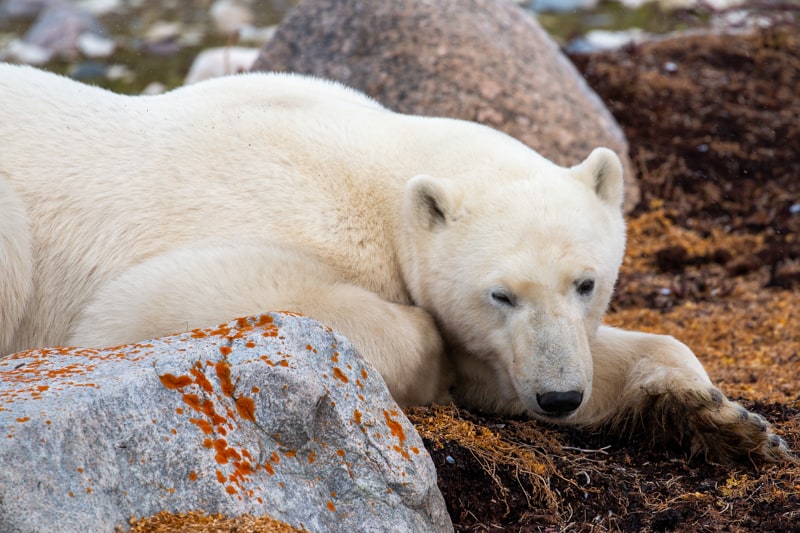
168, 71, 386, 112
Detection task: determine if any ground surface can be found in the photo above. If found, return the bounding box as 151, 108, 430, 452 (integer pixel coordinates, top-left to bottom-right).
404, 24, 800, 533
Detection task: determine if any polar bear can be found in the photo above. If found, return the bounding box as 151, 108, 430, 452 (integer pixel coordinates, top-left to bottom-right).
0, 63, 789, 462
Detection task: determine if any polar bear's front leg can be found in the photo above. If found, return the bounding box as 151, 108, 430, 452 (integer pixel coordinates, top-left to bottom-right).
577, 326, 792, 462
287, 284, 454, 407
69, 241, 451, 408
0, 175, 34, 356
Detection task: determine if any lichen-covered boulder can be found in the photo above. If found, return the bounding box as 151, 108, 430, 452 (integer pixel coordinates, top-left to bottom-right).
0, 313, 452, 533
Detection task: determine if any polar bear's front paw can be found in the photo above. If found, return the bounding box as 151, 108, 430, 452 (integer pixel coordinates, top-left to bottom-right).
693, 390, 792, 462
611, 384, 793, 463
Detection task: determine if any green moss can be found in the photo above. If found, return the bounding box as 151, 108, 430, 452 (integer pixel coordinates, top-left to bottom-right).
535, 0, 710, 44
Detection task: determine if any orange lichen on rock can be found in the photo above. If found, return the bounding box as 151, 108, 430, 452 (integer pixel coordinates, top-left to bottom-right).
383, 410, 406, 446
332, 367, 348, 383
215, 360, 235, 397
182, 393, 201, 412
189, 418, 214, 435
158, 373, 193, 390
189, 364, 214, 394
235, 396, 256, 422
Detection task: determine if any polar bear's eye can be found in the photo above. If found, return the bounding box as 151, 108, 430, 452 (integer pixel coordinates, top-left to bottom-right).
490, 288, 517, 308
576, 279, 595, 297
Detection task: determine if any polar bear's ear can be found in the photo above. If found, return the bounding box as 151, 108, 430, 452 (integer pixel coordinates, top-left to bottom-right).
404, 174, 462, 230
571, 147, 624, 209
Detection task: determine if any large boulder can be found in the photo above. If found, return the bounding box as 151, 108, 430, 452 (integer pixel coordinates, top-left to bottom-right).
0, 313, 451, 533
252, 0, 639, 212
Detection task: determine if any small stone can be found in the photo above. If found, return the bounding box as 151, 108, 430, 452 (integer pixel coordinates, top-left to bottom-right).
528, 0, 599, 11
142, 21, 182, 54
2, 38, 53, 64
68, 60, 107, 80
75, 0, 122, 16
238, 24, 277, 45
105, 63, 132, 81
141, 81, 166, 95
184, 46, 260, 85
144, 20, 181, 43
77, 31, 115, 57
210, 0, 254, 36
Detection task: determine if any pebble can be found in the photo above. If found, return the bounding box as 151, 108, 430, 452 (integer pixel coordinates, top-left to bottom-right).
2, 38, 52, 64
68, 59, 106, 80
184, 46, 259, 84
210, 0, 253, 35
237, 23, 276, 45
575, 28, 647, 52
141, 81, 166, 94
528, 0, 599, 11
76, 0, 121, 16
142, 20, 182, 55
144, 20, 182, 44
77, 31, 115, 57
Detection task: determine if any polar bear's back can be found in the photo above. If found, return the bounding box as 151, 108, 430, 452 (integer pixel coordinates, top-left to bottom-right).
0, 64, 546, 353
0, 65, 420, 351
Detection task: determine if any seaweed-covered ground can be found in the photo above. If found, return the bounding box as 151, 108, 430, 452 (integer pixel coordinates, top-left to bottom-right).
405, 25, 800, 532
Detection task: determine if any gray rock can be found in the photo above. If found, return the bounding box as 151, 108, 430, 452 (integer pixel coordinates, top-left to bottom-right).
252, 0, 639, 212
0, 0, 63, 20
21, 3, 108, 59
0, 313, 452, 533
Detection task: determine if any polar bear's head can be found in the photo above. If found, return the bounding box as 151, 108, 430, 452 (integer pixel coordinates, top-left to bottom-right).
401, 148, 626, 419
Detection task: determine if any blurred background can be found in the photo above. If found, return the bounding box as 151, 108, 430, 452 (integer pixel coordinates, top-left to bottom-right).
0, 0, 788, 94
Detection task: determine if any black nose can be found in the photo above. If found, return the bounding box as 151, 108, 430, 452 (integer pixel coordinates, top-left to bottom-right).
536, 391, 583, 417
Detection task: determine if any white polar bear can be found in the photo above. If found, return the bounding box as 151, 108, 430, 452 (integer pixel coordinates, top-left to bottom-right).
0, 64, 789, 462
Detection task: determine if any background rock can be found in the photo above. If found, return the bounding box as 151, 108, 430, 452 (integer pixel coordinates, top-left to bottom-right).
184, 45, 259, 84
252, 0, 639, 212
0, 313, 451, 533
21, 3, 107, 57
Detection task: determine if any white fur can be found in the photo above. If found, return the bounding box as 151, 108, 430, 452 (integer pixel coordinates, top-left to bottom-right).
0, 65, 789, 459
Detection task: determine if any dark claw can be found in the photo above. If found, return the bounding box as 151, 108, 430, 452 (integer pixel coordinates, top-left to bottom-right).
708, 388, 724, 406
737, 406, 750, 421
768, 434, 784, 448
